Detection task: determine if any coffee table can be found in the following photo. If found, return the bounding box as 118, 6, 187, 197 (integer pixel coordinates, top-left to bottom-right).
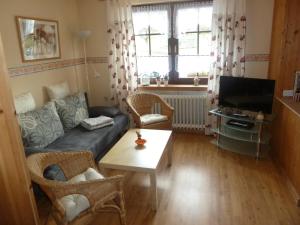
99, 128, 173, 211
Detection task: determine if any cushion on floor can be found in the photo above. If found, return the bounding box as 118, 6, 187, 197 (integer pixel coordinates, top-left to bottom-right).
140, 114, 168, 126
58, 168, 104, 222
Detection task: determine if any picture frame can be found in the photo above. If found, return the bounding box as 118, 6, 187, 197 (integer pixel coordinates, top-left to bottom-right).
293, 71, 300, 102
15, 16, 61, 62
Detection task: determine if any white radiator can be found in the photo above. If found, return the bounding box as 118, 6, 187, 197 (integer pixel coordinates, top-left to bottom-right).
152, 93, 207, 130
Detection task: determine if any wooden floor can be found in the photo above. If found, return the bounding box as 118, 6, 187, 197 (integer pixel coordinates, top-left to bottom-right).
39, 133, 300, 225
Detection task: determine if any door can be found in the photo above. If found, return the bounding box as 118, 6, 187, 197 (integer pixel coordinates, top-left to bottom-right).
0, 34, 39, 224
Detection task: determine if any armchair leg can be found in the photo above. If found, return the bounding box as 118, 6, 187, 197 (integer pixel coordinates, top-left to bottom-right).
115, 191, 126, 225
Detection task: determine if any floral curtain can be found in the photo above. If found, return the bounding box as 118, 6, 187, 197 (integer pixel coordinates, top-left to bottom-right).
106, 0, 138, 113
205, 0, 246, 134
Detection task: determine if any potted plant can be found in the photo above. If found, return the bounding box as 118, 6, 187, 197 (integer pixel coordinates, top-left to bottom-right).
163, 74, 169, 86
194, 73, 200, 86
152, 72, 161, 86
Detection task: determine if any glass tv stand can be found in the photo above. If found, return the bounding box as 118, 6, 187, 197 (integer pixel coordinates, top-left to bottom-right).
209, 108, 274, 159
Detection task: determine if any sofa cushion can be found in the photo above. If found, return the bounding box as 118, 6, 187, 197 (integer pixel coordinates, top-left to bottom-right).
46, 81, 70, 100
140, 114, 168, 126
55, 92, 89, 131
69, 167, 104, 183
18, 102, 64, 148
14, 92, 36, 114
58, 168, 104, 222
89, 106, 122, 118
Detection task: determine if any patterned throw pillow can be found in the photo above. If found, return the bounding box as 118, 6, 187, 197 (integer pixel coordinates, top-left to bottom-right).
55, 92, 89, 131
18, 102, 64, 148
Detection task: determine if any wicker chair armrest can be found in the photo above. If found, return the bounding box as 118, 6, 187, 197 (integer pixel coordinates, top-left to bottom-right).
56, 151, 96, 179
49, 175, 123, 222
49, 175, 124, 204
159, 98, 174, 117
126, 99, 142, 126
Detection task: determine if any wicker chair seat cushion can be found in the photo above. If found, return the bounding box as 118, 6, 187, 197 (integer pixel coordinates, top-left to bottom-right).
140, 114, 168, 126
58, 168, 104, 221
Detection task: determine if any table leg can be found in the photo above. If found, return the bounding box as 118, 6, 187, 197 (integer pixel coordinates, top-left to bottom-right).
256, 123, 263, 160
167, 135, 173, 167
150, 172, 157, 211
216, 116, 221, 149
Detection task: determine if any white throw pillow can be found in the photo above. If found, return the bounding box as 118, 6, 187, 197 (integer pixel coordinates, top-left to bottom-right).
14, 92, 36, 114
46, 81, 70, 100
58, 168, 104, 222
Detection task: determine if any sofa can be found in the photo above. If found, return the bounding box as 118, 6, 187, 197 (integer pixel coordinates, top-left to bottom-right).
25, 105, 129, 181
14, 83, 129, 197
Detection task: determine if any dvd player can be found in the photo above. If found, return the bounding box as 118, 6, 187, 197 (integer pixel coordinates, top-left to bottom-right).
227, 119, 254, 129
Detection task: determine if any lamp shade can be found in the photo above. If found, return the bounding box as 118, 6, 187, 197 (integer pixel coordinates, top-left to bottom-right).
78, 30, 91, 39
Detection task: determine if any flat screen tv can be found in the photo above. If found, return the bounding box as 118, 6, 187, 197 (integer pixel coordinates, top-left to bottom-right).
218, 76, 275, 114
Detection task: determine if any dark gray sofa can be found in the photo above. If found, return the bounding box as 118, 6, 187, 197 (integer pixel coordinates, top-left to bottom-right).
26, 106, 129, 182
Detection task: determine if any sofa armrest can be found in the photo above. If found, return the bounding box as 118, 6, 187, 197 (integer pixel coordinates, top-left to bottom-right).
88, 106, 122, 118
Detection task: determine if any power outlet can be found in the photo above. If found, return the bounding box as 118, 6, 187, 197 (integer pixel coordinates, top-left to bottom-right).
95, 72, 101, 78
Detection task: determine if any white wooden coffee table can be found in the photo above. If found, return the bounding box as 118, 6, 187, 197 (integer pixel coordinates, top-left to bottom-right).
99, 128, 173, 211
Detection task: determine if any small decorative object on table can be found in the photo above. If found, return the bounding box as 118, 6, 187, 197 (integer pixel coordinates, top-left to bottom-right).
194, 73, 200, 86
135, 131, 146, 147
293, 71, 300, 102
163, 74, 169, 86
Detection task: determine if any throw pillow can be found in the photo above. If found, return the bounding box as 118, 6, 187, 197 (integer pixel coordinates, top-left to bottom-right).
55, 92, 89, 131
46, 81, 70, 100
17, 102, 64, 148
14, 92, 36, 114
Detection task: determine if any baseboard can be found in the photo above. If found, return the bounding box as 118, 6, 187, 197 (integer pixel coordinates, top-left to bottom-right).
273, 157, 300, 207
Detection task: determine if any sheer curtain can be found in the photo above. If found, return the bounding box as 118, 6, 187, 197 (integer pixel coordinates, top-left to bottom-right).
106, 0, 138, 113
205, 0, 246, 134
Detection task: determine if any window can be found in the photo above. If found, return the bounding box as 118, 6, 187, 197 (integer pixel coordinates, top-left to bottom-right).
132, 1, 213, 84
133, 5, 169, 79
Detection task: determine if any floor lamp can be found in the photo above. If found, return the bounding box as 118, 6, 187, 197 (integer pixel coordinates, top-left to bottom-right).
78, 30, 91, 101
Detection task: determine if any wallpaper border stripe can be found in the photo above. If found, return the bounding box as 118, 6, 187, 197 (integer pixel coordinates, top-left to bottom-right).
8, 54, 269, 77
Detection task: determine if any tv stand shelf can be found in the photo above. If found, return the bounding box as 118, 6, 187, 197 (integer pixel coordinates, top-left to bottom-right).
209, 109, 273, 159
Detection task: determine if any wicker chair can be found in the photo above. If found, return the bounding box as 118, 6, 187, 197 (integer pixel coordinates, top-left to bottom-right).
27, 151, 126, 225
126, 93, 174, 130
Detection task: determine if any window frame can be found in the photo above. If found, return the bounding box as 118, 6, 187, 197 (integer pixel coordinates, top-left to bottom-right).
133, 0, 212, 85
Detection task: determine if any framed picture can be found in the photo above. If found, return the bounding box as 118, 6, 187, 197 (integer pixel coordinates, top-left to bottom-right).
15, 16, 61, 62
293, 71, 300, 101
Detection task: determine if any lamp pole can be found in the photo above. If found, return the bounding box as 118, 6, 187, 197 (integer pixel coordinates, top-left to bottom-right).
78, 30, 92, 101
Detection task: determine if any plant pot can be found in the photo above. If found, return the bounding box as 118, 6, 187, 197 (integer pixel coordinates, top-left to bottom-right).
163, 80, 168, 86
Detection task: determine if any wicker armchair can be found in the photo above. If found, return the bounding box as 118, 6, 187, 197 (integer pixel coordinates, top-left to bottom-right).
27, 151, 126, 225
126, 93, 174, 130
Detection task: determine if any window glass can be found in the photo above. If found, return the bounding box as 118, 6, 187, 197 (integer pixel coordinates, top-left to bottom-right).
151, 35, 168, 56
135, 36, 149, 56
133, 7, 169, 78
177, 5, 212, 78
136, 56, 169, 77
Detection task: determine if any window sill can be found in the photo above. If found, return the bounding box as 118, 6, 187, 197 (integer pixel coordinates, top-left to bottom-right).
138, 84, 208, 92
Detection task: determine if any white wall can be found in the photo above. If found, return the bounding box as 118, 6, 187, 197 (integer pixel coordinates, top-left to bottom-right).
0, 0, 86, 107
245, 0, 274, 78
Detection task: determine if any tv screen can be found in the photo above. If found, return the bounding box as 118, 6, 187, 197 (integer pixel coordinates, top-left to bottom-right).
218, 76, 275, 114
